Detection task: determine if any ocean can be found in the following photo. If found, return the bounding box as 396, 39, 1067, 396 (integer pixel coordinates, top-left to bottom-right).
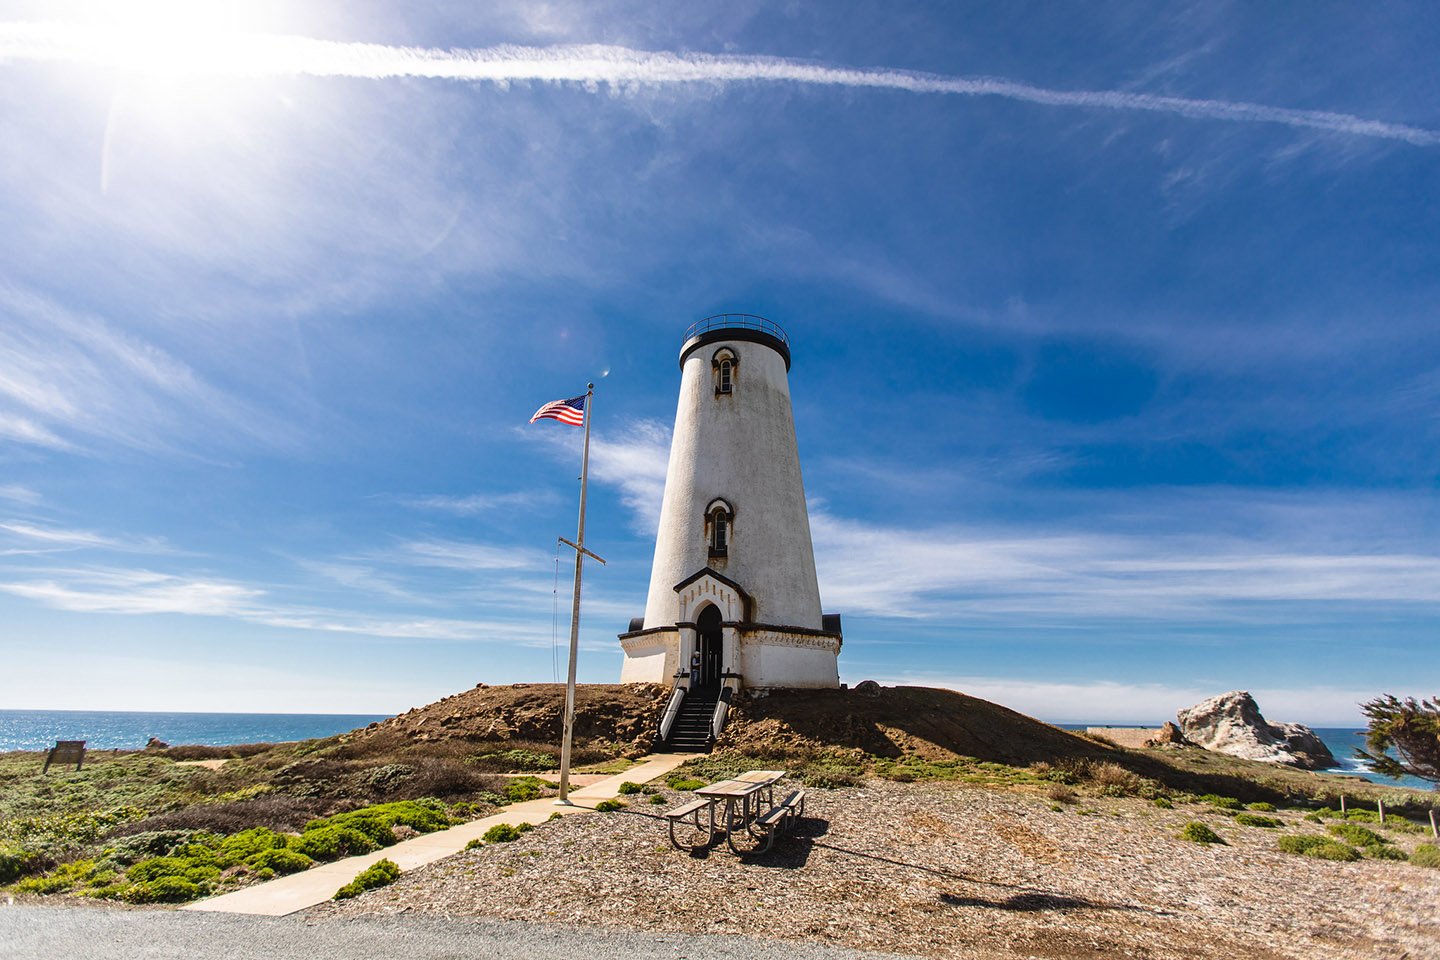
1, 710, 1432, 792
0, 709, 388, 753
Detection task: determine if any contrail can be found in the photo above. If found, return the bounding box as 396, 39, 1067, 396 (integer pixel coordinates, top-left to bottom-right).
3, 20, 1437, 147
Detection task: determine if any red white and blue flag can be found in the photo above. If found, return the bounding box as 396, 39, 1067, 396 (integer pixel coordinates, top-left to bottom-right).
529, 394, 586, 426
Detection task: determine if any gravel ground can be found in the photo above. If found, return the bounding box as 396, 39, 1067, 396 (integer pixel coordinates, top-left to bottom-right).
319, 781, 1440, 960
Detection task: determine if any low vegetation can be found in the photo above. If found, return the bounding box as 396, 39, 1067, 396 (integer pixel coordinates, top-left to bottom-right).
1277, 835, 1362, 862
1179, 822, 1226, 845
333, 858, 400, 900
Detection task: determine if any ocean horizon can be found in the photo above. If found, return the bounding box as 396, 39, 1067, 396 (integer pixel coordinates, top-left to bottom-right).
1, 709, 1431, 791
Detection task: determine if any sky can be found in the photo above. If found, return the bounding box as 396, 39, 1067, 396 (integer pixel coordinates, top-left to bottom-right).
1, 1, 1437, 726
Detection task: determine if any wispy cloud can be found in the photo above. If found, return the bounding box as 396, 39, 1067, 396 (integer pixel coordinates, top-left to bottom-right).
0, 485, 41, 505
0, 567, 260, 616
396, 538, 546, 572
0, 521, 116, 548
0, 564, 554, 644
2, 24, 1435, 146
0, 411, 73, 450
811, 511, 1440, 621
395, 490, 552, 515
0, 286, 298, 455
585, 419, 671, 534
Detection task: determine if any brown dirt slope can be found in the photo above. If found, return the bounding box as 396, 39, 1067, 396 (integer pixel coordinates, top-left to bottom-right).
347, 683, 669, 757
719, 686, 1109, 766
345, 682, 1104, 767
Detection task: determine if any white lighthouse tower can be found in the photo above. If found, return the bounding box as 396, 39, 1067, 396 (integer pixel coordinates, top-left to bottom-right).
620, 315, 841, 713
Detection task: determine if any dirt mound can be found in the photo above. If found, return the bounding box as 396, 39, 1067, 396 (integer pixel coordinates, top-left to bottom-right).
344, 683, 1105, 767
348, 683, 669, 757
719, 686, 1108, 765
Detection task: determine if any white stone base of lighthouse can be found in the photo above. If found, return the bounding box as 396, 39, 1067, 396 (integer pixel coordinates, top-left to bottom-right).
618, 568, 841, 690
618, 625, 840, 690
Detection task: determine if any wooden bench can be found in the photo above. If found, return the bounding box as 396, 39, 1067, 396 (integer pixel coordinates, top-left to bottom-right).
664, 797, 719, 851
43, 740, 86, 774
733, 789, 807, 854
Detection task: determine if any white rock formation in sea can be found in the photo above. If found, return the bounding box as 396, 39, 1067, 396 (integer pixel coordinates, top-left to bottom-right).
1175, 691, 1337, 770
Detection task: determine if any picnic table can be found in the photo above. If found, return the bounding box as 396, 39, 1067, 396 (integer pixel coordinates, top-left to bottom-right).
666, 769, 804, 853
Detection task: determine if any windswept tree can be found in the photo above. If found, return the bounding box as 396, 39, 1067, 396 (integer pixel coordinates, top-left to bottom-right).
1357, 695, 1440, 787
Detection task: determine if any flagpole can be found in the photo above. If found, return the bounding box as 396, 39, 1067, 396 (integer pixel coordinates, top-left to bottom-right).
555, 382, 594, 805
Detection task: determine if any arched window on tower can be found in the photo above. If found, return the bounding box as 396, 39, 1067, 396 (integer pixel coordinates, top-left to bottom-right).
706, 499, 734, 559
712, 348, 737, 395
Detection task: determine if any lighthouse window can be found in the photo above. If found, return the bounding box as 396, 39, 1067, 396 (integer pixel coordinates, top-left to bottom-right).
706, 499, 733, 559
712, 348, 737, 395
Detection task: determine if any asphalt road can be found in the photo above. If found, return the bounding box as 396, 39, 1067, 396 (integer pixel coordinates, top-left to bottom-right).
0, 903, 921, 960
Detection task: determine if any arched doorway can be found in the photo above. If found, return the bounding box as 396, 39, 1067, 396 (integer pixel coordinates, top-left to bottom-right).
696, 604, 723, 689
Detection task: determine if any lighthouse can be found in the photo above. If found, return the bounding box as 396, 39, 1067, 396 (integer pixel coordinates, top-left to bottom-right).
620, 315, 842, 711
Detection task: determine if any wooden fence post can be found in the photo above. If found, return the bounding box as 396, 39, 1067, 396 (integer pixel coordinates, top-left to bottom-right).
1339, 793, 1346, 815
1430, 809, 1438, 839
1378, 798, 1385, 824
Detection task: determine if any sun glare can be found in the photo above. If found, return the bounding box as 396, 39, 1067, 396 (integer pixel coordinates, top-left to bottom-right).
39, 0, 290, 79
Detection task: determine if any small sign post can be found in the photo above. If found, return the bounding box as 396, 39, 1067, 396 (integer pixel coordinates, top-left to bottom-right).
43, 740, 86, 773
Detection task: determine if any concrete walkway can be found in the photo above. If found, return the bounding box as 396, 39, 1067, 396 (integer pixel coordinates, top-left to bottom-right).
183, 753, 696, 917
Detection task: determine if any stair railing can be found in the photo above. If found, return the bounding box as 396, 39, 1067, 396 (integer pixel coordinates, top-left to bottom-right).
658, 681, 686, 744
710, 680, 738, 742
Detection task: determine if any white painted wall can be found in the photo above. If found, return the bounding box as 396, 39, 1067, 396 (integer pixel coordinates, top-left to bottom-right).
640, 335, 824, 630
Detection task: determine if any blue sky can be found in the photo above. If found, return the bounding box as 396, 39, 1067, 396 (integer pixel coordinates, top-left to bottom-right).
1, 1, 1437, 725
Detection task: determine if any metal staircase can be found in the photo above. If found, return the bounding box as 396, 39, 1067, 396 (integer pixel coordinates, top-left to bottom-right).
660, 687, 719, 752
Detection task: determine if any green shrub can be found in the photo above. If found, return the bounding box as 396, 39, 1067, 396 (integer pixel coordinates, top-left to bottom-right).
1326, 823, 1389, 849
126, 855, 219, 885
216, 828, 289, 867
1197, 794, 1243, 811
333, 858, 400, 900
547, 811, 564, 821
0, 846, 34, 884
245, 848, 313, 875
1245, 802, 1276, 812
481, 823, 523, 844
500, 777, 547, 803
1277, 835, 1360, 861
1341, 808, 1380, 823
594, 799, 625, 813
102, 830, 203, 866
124, 876, 204, 903
14, 859, 101, 895
293, 800, 450, 861
289, 826, 377, 861
1152, 797, 1174, 809
1307, 842, 1362, 862
1411, 844, 1440, 869
1233, 814, 1282, 828
125, 857, 188, 882
648, 795, 666, 805
666, 777, 705, 791
616, 782, 642, 795
1379, 817, 1424, 834
471, 748, 558, 772
1178, 822, 1226, 845
1365, 845, 1409, 861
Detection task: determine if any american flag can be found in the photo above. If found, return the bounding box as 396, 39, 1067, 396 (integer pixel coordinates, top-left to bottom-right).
529, 394, 586, 426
